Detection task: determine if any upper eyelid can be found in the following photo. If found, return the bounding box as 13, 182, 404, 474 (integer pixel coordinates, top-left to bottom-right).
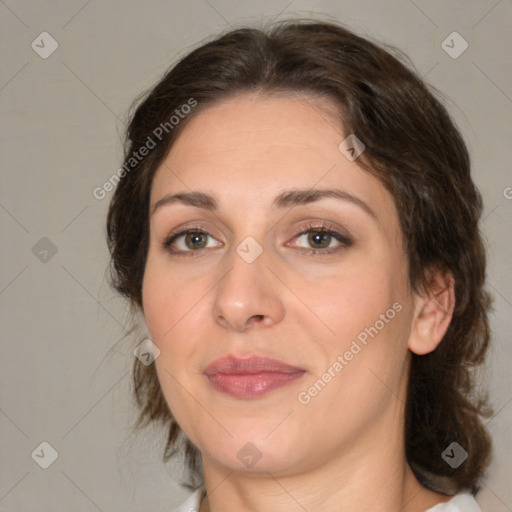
165, 226, 216, 244
292, 224, 352, 248
166, 221, 343, 239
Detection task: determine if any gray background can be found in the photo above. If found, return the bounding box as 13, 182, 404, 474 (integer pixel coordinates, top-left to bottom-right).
1, 1, 511, 511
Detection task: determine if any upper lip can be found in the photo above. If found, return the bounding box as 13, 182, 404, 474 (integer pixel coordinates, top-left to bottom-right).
204, 355, 305, 375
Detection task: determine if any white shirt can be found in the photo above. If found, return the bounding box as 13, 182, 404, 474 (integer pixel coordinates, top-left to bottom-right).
170, 486, 482, 511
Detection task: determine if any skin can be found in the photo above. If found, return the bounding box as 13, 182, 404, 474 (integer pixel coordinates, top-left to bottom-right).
142, 92, 456, 512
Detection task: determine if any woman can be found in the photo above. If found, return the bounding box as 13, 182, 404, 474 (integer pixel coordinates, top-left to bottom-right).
106, 19, 492, 512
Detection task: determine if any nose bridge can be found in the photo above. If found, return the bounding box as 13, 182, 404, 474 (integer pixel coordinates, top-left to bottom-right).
212, 234, 284, 330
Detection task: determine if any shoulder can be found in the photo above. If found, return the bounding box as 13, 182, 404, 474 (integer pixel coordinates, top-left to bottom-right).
424, 493, 482, 512
170, 486, 205, 512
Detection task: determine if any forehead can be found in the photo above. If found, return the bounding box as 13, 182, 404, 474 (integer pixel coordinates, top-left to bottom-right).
158, 92, 345, 176
150, 92, 397, 228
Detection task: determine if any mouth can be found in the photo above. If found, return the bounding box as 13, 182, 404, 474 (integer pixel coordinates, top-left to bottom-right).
203, 355, 306, 399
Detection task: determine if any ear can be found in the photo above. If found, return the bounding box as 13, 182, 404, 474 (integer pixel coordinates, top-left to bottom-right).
408, 268, 456, 355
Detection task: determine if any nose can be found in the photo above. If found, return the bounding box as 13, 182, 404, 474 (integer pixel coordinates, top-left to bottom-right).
212, 243, 285, 332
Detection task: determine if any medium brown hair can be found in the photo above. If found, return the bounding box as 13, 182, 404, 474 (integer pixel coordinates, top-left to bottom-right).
106, 19, 493, 493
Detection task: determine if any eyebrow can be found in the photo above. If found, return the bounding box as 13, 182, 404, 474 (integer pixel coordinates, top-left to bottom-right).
151, 188, 377, 220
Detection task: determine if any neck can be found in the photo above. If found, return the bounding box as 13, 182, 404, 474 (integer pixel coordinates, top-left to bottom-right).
199, 411, 451, 512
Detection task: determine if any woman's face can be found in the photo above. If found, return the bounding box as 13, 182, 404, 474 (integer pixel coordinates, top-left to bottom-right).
142, 92, 418, 476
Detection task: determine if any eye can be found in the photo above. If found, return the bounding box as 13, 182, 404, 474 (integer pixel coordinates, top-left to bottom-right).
163, 227, 222, 256
162, 222, 352, 257
290, 222, 353, 255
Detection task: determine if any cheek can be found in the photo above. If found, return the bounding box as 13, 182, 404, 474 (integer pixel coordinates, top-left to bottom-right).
297, 274, 410, 430
142, 252, 193, 341
141, 254, 210, 382
300, 252, 410, 401
304, 255, 401, 344
142, 270, 173, 342
142, 261, 202, 414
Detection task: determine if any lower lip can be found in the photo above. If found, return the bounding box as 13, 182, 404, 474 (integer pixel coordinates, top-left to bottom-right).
206, 371, 305, 399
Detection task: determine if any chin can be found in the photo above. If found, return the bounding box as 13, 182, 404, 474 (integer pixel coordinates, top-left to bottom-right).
196, 423, 309, 475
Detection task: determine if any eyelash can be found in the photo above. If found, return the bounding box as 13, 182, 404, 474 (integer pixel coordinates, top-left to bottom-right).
162, 222, 353, 257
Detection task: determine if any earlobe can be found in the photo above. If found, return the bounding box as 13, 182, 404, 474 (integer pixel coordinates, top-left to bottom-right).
408, 270, 456, 356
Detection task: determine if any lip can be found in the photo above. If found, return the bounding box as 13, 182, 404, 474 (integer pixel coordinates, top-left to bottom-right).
204, 355, 306, 399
